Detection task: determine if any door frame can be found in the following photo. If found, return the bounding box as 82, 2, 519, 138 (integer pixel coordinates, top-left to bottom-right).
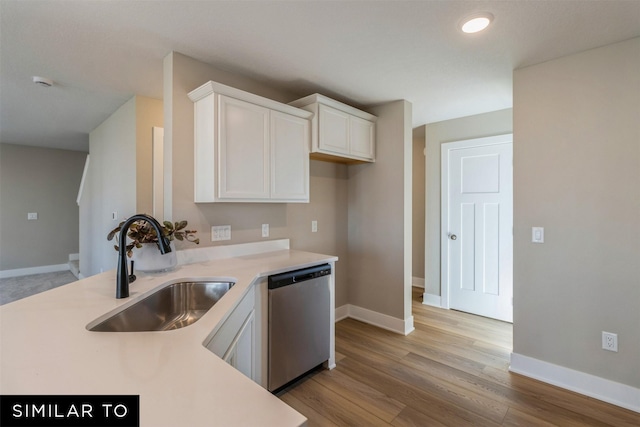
440, 133, 513, 310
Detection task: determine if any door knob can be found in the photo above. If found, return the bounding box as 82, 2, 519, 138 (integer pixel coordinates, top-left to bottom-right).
450, 234, 457, 240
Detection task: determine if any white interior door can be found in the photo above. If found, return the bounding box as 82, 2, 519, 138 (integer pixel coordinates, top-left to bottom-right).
442, 134, 513, 322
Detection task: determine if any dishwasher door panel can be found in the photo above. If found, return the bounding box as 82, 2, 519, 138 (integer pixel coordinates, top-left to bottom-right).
268, 276, 330, 391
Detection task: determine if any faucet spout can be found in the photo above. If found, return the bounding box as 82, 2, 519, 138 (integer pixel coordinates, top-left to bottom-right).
116, 214, 172, 298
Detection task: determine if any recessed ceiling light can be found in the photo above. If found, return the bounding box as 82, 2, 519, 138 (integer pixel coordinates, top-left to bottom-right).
460, 12, 494, 34
32, 76, 54, 87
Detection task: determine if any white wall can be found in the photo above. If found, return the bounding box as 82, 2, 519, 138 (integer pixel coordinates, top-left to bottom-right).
81, 96, 162, 277
82, 97, 136, 276
424, 109, 513, 297
513, 37, 640, 390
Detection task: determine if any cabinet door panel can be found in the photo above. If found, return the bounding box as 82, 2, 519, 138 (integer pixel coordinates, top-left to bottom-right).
233, 311, 255, 380
271, 111, 309, 202
206, 287, 255, 358
318, 104, 349, 155
218, 96, 270, 199
349, 116, 375, 161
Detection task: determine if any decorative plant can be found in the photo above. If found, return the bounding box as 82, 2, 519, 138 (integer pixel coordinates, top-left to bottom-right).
107, 219, 200, 258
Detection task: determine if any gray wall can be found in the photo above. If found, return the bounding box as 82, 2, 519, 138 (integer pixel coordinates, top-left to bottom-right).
424, 109, 513, 296
348, 100, 413, 322
412, 126, 425, 280
513, 37, 639, 388
0, 143, 86, 270
164, 52, 350, 307
164, 52, 412, 318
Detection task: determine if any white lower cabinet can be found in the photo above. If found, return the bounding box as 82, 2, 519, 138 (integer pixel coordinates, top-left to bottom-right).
206, 286, 259, 383
222, 310, 255, 379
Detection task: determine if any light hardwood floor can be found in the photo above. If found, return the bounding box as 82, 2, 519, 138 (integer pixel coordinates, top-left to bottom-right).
279, 288, 640, 426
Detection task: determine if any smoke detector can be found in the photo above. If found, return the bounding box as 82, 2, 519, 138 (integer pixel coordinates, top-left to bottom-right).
32, 76, 54, 87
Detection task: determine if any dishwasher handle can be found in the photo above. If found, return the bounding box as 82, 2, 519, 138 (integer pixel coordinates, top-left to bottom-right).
268, 264, 331, 289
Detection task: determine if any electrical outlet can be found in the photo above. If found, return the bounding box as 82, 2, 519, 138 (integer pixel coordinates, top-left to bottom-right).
312, 220, 318, 233
211, 225, 231, 241
262, 224, 269, 238
532, 227, 544, 243
27, 212, 38, 220
602, 331, 618, 352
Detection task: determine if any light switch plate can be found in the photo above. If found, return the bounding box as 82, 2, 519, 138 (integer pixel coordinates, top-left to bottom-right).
532, 227, 544, 243
311, 220, 318, 233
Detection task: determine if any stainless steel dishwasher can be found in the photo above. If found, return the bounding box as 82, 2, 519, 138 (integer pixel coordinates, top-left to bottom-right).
268, 263, 331, 392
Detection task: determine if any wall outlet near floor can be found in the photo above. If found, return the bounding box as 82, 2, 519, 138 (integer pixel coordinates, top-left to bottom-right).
211, 225, 231, 241
311, 220, 318, 233
27, 212, 38, 220
261, 224, 269, 238
602, 331, 618, 352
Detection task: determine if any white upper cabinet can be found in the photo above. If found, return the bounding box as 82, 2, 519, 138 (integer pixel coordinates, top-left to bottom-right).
219, 95, 270, 200
189, 81, 312, 203
270, 111, 310, 201
290, 94, 376, 163
318, 105, 350, 155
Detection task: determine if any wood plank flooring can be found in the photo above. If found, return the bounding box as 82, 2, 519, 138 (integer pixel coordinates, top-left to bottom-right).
279, 288, 640, 426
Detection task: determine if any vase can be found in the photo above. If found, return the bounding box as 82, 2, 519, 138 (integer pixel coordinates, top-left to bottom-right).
133, 242, 178, 273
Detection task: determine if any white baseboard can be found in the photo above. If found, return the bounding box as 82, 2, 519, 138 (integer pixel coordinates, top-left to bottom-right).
335, 304, 349, 322
422, 292, 442, 307
334, 304, 414, 335
510, 352, 640, 413
412, 276, 425, 288
0, 263, 70, 279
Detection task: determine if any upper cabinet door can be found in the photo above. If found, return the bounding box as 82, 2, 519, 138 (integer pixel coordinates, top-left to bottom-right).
270, 111, 310, 202
218, 95, 270, 200
349, 115, 375, 161
318, 104, 350, 155
289, 94, 376, 163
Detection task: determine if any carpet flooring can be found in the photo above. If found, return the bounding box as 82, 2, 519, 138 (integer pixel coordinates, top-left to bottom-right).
0, 271, 78, 305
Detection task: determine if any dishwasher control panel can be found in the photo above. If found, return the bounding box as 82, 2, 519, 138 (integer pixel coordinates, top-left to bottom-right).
268, 264, 331, 289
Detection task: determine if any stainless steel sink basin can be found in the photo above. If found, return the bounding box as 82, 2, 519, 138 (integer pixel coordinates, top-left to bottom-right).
88, 281, 234, 332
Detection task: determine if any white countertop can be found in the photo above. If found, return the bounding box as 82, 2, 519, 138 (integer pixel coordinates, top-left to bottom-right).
0, 244, 337, 426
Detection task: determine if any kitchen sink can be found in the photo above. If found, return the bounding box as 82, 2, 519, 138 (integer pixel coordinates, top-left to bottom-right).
87, 281, 235, 332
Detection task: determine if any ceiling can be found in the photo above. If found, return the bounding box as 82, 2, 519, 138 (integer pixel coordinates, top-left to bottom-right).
1, 1, 639, 152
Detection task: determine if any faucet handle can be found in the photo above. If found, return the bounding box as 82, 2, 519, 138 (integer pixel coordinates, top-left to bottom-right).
128, 260, 137, 283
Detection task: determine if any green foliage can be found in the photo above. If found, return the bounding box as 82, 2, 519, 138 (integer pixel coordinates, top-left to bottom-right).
107, 218, 200, 258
